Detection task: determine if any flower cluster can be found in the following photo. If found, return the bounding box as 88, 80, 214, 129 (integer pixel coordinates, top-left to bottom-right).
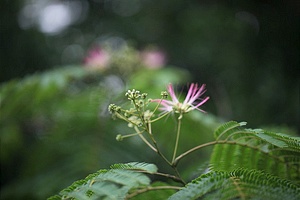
108, 82, 210, 173
108, 83, 209, 142
152, 83, 209, 115
109, 89, 152, 126
125, 89, 147, 101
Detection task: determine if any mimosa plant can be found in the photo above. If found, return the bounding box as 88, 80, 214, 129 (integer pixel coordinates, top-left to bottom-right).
49, 82, 300, 200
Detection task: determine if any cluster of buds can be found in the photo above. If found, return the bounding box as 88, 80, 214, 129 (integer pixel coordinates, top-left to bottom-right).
108, 104, 121, 114
125, 89, 147, 101
109, 89, 153, 128
108, 88, 156, 142
108, 83, 209, 141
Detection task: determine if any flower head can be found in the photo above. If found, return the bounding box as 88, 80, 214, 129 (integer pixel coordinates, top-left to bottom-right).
152, 83, 209, 114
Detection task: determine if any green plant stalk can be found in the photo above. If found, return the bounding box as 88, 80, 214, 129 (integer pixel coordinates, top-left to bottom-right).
150, 111, 170, 123
125, 185, 182, 199
147, 122, 172, 166
122, 132, 141, 139
173, 140, 286, 167
134, 126, 157, 152
147, 121, 185, 184
150, 97, 164, 119
172, 114, 182, 163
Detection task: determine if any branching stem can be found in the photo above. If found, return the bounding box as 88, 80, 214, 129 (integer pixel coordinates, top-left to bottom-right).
173, 140, 286, 167
126, 186, 182, 199
172, 114, 182, 163
134, 126, 157, 152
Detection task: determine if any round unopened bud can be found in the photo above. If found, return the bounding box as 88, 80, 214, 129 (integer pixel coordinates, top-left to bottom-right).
137, 100, 144, 106
116, 134, 123, 141
108, 104, 116, 113
141, 93, 148, 99
124, 111, 130, 118
161, 91, 168, 99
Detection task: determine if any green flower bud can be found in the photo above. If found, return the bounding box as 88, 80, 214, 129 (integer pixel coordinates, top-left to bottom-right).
161, 91, 168, 99
108, 104, 116, 113
108, 104, 121, 114
141, 93, 148, 99
116, 134, 123, 141
125, 89, 141, 100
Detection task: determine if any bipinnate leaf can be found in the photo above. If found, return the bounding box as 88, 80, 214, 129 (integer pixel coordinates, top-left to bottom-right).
168, 169, 300, 200
213, 121, 247, 140
256, 131, 300, 151
210, 122, 300, 183
47, 162, 156, 200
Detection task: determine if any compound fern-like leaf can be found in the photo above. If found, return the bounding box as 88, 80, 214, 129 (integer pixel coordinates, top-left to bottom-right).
168, 169, 300, 200
213, 121, 247, 140
210, 122, 300, 184
48, 162, 156, 200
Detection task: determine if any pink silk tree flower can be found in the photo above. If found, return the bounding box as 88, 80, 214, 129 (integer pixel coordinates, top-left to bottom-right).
84, 47, 110, 70
152, 83, 209, 114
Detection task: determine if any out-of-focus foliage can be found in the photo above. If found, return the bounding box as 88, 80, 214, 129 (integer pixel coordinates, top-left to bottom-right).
0, 58, 219, 199
1, 0, 298, 130
48, 162, 158, 200
1, 0, 298, 199
169, 168, 300, 200
210, 121, 300, 184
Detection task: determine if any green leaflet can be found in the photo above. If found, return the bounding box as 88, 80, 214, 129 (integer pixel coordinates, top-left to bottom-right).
48, 162, 156, 200
210, 122, 300, 184
168, 169, 300, 200
129, 182, 177, 200
110, 162, 158, 173
256, 131, 300, 151
213, 121, 247, 140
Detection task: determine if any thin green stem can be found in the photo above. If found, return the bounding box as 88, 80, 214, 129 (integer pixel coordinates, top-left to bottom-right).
172, 114, 182, 163
150, 98, 163, 119
147, 121, 153, 136
122, 132, 140, 138
146, 121, 157, 146
173, 139, 286, 167
173, 141, 218, 167
153, 172, 185, 184
134, 126, 157, 152
145, 121, 172, 165
157, 149, 172, 166
133, 170, 184, 184
172, 166, 186, 185
216, 123, 241, 141
126, 185, 182, 199
149, 111, 171, 123
115, 112, 141, 127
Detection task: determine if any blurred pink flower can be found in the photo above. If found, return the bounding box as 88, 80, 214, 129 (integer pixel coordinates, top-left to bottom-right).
152, 83, 209, 114
140, 49, 166, 69
84, 47, 110, 70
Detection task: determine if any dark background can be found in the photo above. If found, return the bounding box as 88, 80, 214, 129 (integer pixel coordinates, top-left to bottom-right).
0, 0, 299, 199
1, 0, 299, 129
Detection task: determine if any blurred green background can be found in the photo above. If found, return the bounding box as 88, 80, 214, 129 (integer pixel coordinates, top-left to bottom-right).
0, 0, 299, 199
